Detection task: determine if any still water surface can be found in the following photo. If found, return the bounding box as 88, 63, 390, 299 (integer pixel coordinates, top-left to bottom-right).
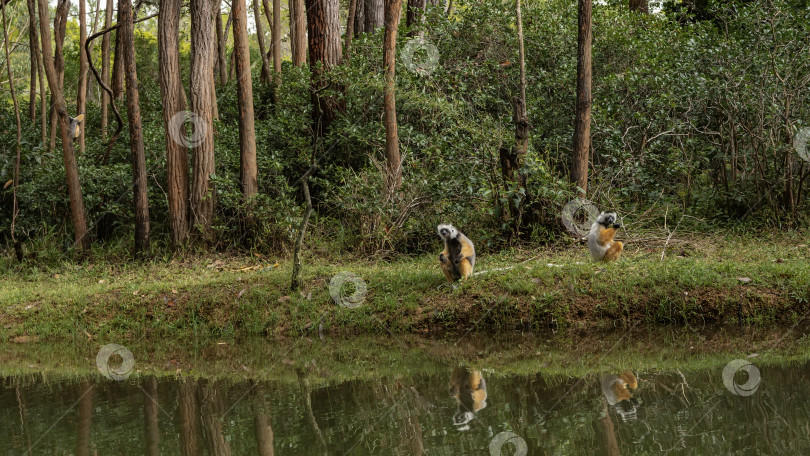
1, 330, 809, 455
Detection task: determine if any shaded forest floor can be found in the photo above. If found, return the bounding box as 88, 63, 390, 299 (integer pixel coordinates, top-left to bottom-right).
2, 233, 810, 341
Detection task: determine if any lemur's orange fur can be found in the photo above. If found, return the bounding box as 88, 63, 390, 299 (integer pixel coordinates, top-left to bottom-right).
438, 224, 476, 282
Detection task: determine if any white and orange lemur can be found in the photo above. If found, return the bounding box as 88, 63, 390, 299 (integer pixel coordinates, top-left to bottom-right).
588, 212, 623, 262
449, 366, 488, 430
601, 370, 639, 422
438, 224, 476, 282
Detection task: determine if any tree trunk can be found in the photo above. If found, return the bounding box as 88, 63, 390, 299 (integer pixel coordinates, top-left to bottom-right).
291, 0, 306, 66
4, 0, 22, 247
253, 0, 273, 84
405, 0, 425, 36
629, 0, 648, 13
120, 0, 151, 255
571, 0, 592, 197
233, 0, 258, 198
85, 0, 102, 104
112, 20, 125, 99
354, 0, 365, 36
142, 377, 160, 456
178, 379, 202, 456
383, 0, 402, 194
271, 0, 281, 95
49, 2, 68, 155
26, 0, 38, 123
77, 0, 88, 154
344, 0, 357, 57
36, 10, 46, 146
364, 0, 383, 33
190, 0, 218, 241
306, 0, 342, 136
199, 382, 232, 456
215, 2, 228, 84
38, 0, 91, 250
101, 0, 113, 141
160, 0, 190, 247
76, 382, 94, 456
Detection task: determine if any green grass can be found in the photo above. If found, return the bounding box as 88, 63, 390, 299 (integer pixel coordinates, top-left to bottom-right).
2, 234, 810, 341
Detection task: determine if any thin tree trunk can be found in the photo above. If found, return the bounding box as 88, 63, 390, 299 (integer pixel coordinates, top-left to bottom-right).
38, 0, 91, 250
253, 0, 272, 84
120, 0, 151, 254
199, 382, 232, 456
159, 0, 190, 247
112, 18, 125, 99
405, 0, 425, 36
101, 0, 113, 141
364, 0, 383, 32
36, 15, 46, 146
26, 0, 37, 122
271, 0, 281, 93
252, 384, 275, 456
354, 0, 365, 36
190, 0, 218, 241
571, 0, 592, 196
49, 3, 68, 155
291, 164, 315, 291
77, 0, 88, 154
345, 0, 357, 58
178, 379, 202, 456
629, 0, 648, 13
306, 0, 342, 137
383, 0, 402, 194
215, 2, 228, 84
86, 0, 102, 104
291, 0, 306, 66
76, 382, 93, 456
4, 0, 22, 248
233, 0, 258, 198
142, 377, 160, 456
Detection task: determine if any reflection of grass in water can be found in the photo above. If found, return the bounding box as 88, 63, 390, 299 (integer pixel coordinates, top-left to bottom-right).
1, 234, 810, 341
1, 328, 808, 386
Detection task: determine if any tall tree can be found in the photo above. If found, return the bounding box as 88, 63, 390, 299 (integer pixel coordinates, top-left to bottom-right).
405, 0, 425, 36
364, 0, 383, 32
629, 0, 648, 13
37, 0, 91, 250
101, 0, 113, 140
26, 0, 38, 122
571, 0, 592, 196
190, 0, 218, 240
120, 0, 151, 254
159, 0, 190, 247
77, 0, 88, 154
111, 16, 125, 99
4, 0, 22, 253
344, 0, 357, 56
353, 0, 365, 36
48, 0, 69, 154
383, 0, 402, 193
232, 0, 258, 198
215, 2, 228, 85
305, 0, 342, 136
253, 0, 273, 84
270, 0, 281, 94
290, 0, 306, 66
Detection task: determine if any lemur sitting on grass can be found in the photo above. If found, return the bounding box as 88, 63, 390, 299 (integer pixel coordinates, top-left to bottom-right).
588, 212, 623, 262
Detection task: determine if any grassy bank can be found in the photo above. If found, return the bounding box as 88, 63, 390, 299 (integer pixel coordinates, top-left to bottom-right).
2, 233, 810, 341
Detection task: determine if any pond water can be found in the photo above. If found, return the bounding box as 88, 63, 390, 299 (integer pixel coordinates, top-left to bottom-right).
1, 329, 809, 455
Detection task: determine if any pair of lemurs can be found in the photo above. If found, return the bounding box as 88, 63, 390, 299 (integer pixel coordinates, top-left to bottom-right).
437, 211, 623, 282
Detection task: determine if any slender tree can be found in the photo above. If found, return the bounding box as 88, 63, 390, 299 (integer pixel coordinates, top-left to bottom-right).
290, 0, 306, 66
4, 0, 22, 255
253, 0, 273, 84
232, 0, 258, 198
405, 0, 425, 36
345, 0, 357, 57
26, 0, 38, 122
215, 2, 228, 85
364, 0, 383, 32
120, 0, 151, 254
305, 0, 342, 136
101, 0, 114, 140
190, 0, 218, 240
48, 0, 69, 154
37, 0, 91, 250
354, 0, 365, 36
383, 0, 403, 193
77, 0, 88, 154
111, 14, 125, 99
571, 0, 592, 196
629, 0, 648, 13
159, 0, 190, 247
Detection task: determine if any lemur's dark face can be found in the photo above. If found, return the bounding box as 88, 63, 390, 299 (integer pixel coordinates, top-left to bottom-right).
440, 227, 450, 237
601, 213, 616, 226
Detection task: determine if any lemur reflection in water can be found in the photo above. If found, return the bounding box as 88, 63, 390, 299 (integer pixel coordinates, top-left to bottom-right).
600, 370, 640, 422
449, 366, 488, 431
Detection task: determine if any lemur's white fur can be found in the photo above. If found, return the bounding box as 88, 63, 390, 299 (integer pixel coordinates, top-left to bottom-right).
588, 212, 619, 261
437, 224, 458, 239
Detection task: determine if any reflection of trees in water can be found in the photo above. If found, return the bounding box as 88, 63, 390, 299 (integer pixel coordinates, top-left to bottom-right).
3, 362, 810, 454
